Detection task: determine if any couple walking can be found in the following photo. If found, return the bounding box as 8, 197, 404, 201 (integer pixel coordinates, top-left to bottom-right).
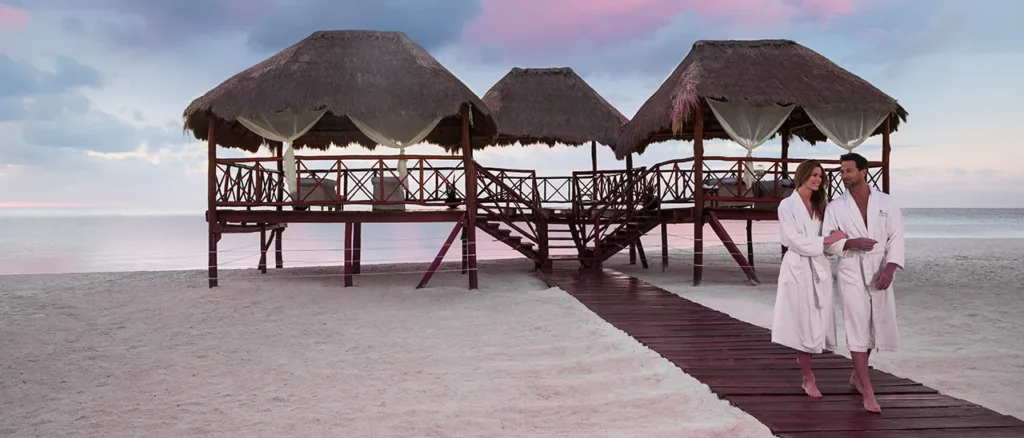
770, 152, 906, 414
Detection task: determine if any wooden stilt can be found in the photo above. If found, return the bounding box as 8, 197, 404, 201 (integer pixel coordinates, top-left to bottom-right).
274, 141, 284, 269
882, 117, 891, 194
417, 216, 466, 289
626, 154, 636, 265
693, 103, 705, 286
207, 119, 218, 288
352, 222, 362, 274
746, 219, 754, 269
708, 211, 759, 285
661, 221, 669, 271
635, 238, 649, 269
343, 222, 353, 287
460, 227, 467, 274
780, 127, 791, 180
275, 228, 283, 269
460, 104, 479, 289
258, 224, 268, 274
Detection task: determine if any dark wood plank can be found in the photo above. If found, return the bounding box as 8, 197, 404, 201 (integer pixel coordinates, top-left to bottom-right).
542, 268, 1024, 436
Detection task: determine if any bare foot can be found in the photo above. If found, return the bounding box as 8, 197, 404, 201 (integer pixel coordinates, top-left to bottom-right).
802, 377, 822, 399
863, 393, 881, 413
849, 371, 864, 395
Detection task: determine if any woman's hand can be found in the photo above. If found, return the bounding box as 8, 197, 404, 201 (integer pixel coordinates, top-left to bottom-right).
823, 229, 846, 246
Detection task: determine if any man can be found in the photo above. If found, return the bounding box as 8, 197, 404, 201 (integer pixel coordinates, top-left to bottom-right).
823, 152, 906, 414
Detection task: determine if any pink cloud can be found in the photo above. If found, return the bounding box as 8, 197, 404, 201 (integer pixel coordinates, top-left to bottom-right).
462, 0, 862, 51
0, 4, 29, 30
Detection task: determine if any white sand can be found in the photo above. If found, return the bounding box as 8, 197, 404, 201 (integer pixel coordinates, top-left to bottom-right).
609, 237, 1024, 419
0, 260, 772, 437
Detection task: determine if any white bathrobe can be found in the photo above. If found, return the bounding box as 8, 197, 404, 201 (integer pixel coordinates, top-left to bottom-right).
771, 192, 836, 354
823, 187, 906, 352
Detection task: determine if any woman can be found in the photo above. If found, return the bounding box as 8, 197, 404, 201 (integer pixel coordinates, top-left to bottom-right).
771, 160, 846, 398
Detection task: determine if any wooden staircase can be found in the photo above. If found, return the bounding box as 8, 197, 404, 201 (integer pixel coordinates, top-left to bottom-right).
476, 219, 541, 261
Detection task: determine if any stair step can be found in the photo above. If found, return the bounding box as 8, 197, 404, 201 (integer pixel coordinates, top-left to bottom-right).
549, 245, 578, 249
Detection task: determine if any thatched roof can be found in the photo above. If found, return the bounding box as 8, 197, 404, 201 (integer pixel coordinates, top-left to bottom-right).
182, 30, 497, 153
480, 67, 628, 148
615, 39, 908, 159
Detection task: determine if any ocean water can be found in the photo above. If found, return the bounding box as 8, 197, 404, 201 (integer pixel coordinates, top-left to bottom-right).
0, 209, 1020, 276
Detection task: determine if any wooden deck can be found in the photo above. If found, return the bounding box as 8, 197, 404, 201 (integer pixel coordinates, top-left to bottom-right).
539, 268, 1024, 437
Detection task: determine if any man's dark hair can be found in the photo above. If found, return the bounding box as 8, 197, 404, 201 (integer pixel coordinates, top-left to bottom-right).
839, 152, 868, 171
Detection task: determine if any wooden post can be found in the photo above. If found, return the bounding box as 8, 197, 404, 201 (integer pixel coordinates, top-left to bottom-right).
882, 117, 891, 194
274, 141, 284, 269
781, 127, 791, 179
258, 224, 268, 274
626, 154, 636, 265
343, 222, 353, 287
207, 119, 218, 288
461, 104, 479, 289
746, 219, 754, 269
591, 140, 598, 199
352, 222, 362, 274
461, 227, 468, 274
693, 103, 705, 286
661, 221, 669, 271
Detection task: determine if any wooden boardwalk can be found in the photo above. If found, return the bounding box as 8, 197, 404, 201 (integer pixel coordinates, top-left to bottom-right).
539, 268, 1024, 437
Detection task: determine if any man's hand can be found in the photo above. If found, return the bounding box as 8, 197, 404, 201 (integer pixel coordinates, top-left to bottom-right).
874, 263, 899, 290
824, 229, 847, 246
844, 237, 877, 251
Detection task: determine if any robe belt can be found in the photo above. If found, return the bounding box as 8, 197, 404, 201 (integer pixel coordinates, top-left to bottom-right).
808, 256, 829, 310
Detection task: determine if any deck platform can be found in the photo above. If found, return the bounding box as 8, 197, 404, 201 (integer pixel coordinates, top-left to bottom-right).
539, 268, 1024, 437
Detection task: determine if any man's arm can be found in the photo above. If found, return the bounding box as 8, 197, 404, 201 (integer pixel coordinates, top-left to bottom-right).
823, 203, 847, 257
874, 197, 905, 289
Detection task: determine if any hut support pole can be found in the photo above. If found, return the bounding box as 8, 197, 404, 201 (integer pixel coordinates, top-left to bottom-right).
747, 219, 754, 269
461, 227, 468, 274
274, 141, 284, 269
693, 104, 705, 286
343, 222, 353, 287
207, 119, 218, 288
626, 154, 636, 265
661, 221, 669, 271
352, 223, 362, 274
882, 118, 891, 194
461, 104, 479, 289
781, 127, 791, 179
591, 140, 598, 199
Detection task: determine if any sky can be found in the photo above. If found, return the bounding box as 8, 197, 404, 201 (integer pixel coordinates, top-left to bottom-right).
0, 0, 1022, 212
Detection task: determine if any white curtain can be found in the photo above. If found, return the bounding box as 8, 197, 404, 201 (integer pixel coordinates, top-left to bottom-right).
349, 114, 443, 181
804, 106, 888, 151
707, 99, 794, 185
237, 108, 328, 196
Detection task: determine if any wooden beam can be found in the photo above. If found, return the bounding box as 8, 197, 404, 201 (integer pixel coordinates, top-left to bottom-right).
882, 117, 891, 194
343, 222, 353, 287
417, 216, 466, 288
635, 237, 649, 269
216, 209, 464, 224
352, 222, 362, 274
221, 223, 286, 234
461, 104, 479, 289
781, 127, 791, 179
661, 221, 669, 271
746, 219, 754, 269
627, 154, 636, 265
207, 119, 218, 288
707, 211, 760, 285
274, 141, 284, 270
693, 103, 705, 286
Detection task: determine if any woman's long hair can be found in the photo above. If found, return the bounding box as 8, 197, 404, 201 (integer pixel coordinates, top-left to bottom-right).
794, 160, 828, 219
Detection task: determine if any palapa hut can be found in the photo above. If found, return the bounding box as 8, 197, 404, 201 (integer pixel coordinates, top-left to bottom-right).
183, 30, 497, 289
614, 39, 908, 285
480, 67, 649, 267
481, 67, 627, 162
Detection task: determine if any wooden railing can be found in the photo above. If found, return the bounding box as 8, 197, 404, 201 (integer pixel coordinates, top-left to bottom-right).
213, 155, 882, 214
474, 164, 544, 255
214, 155, 468, 209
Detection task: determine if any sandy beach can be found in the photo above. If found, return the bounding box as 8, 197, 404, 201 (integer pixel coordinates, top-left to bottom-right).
2, 237, 1021, 437
610, 237, 1024, 419
1, 260, 771, 437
